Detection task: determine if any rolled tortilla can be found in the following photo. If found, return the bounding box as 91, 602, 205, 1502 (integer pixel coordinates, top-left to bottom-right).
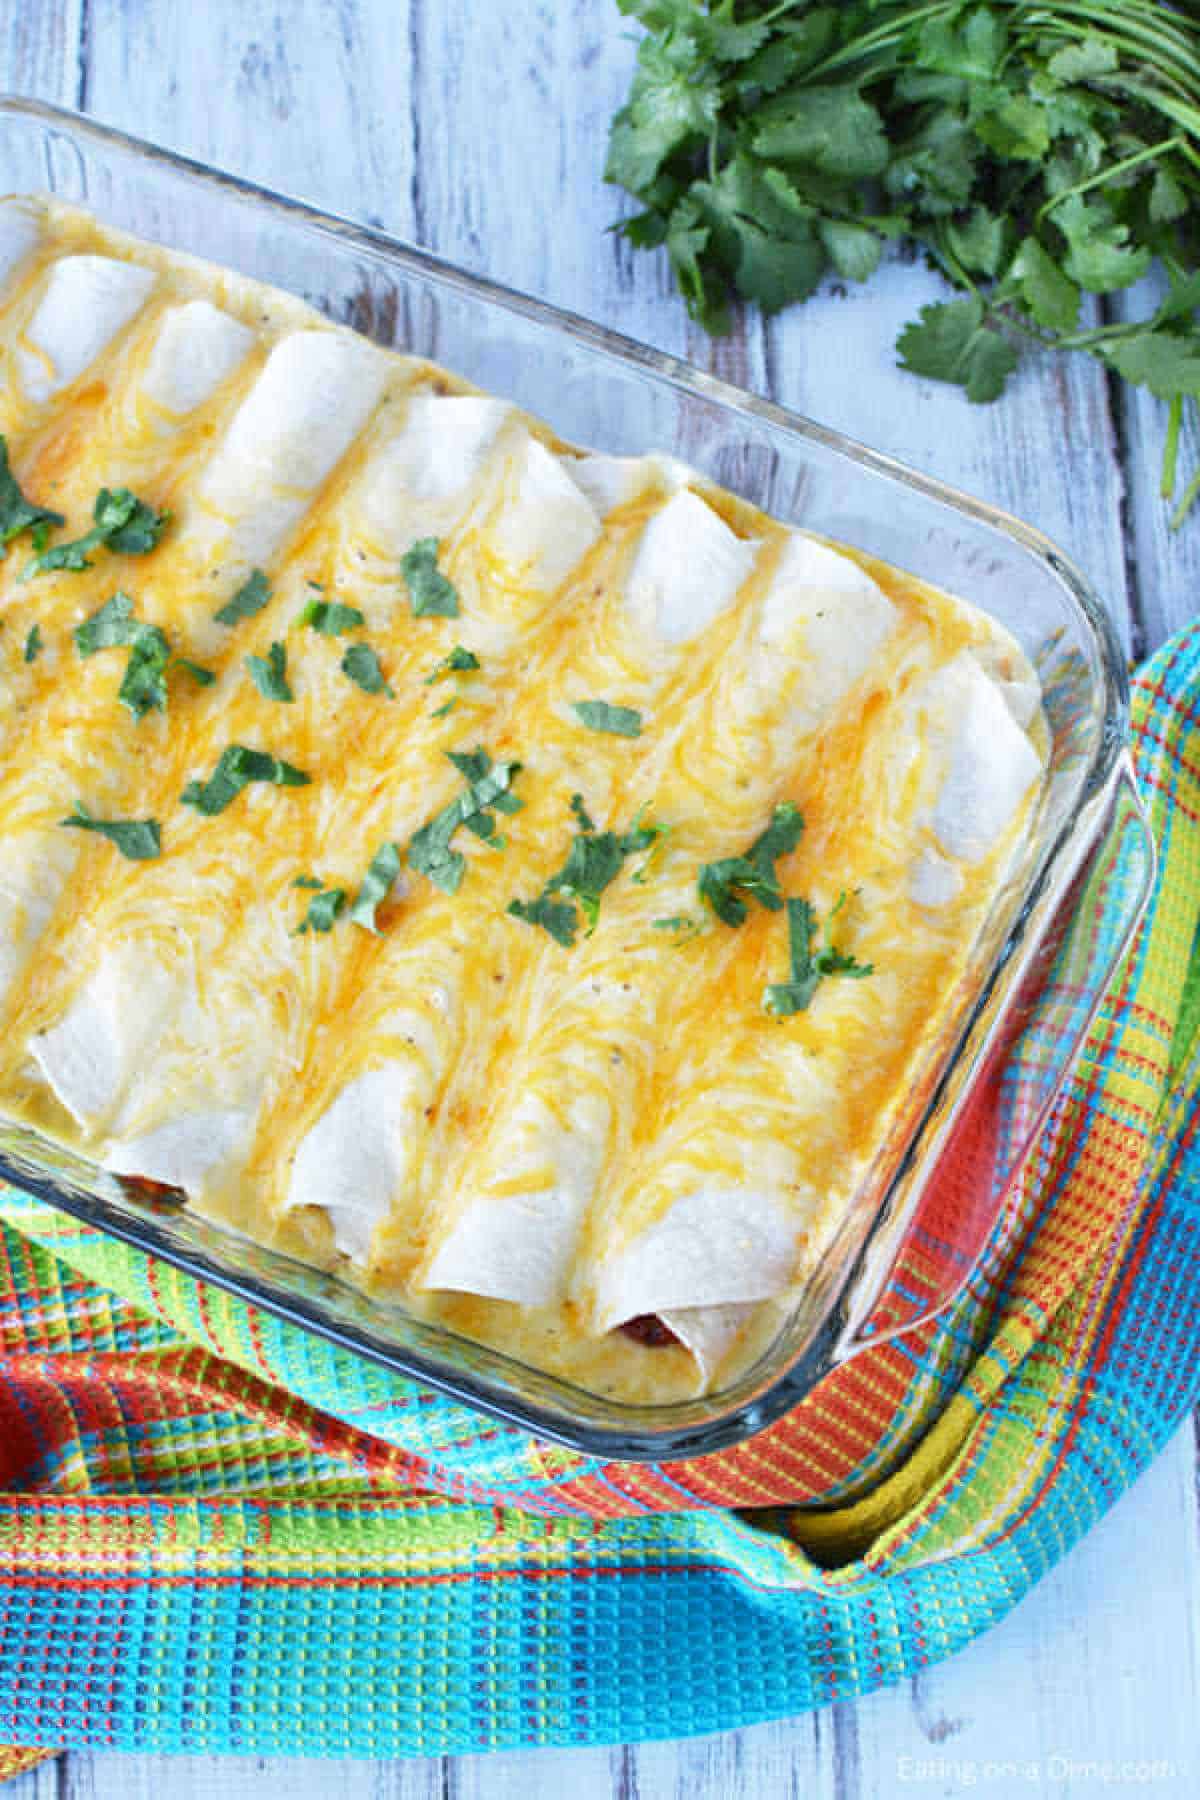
593, 1185, 798, 1332
487, 436, 600, 593
657, 1303, 758, 1384
18, 255, 157, 404
914, 650, 1043, 869
624, 488, 757, 645
282, 1061, 431, 1262
29, 942, 177, 1132
0, 831, 78, 1014
568, 450, 687, 518
139, 299, 255, 419
104, 1109, 256, 1194
363, 394, 512, 514
754, 533, 898, 732
188, 328, 389, 577
422, 1087, 611, 1305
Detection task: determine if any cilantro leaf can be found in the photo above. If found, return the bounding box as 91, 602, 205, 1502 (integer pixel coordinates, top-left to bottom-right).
74, 591, 138, 656
572, 699, 643, 737
23, 624, 41, 664
817, 217, 882, 284
174, 658, 216, 687
292, 874, 323, 890
0, 437, 63, 549
698, 803, 804, 927
24, 487, 167, 578
297, 597, 365, 635
400, 538, 460, 618
350, 840, 403, 932
245, 640, 294, 703
752, 86, 888, 181
118, 625, 171, 721
1010, 236, 1080, 333
897, 297, 1019, 403
408, 748, 523, 894
60, 801, 161, 861
507, 893, 581, 949
1050, 194, 1152, 294
508, 797, 663, 947
215, 569, 271, 626
764, 894, 873, 1016
297, 887, 346, 934
341, 642, 394, 696
652, 913, 702, 939
1045, 37, 1119, 84
1098, 333, 1200, 402
73, 593, 174, 721
425, 645, 480, 683
181, 745, 311, 816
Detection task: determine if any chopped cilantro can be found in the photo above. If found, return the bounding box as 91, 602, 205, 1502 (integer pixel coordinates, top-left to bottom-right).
424, 645, 480, 683
297, 887, 347, 934
74, 592, 138, 657
698, 803, 804, 927
431, 696, 458, 719
653, 914, 701, 939
23, 487, 168, 578
215, 569, 271, 626
297, 597, 366, 635
401, 537, 459, 618
60, 801, 160, 861
508, 797, 662, 947
572, 699, 643, 737
23, 624, 41, 664
173, 657, 215, 687
408, 747, 523, 894
245, 640, 294, 703
507, 892, 580, 948
764, 895, 874, 1017
181, 745, 311, 816
0, 436, 63, 549
350, 840, 403, 932
341, 642, 394, 696
73, 593, 176, 722
292, 874, 323, 889
118, 624, 171, 721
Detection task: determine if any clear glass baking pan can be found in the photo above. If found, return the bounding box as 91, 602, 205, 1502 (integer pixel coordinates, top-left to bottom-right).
0, 97, 1155, 1459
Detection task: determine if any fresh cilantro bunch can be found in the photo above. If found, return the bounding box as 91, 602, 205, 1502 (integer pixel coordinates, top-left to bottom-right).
607, 0, 1200, 522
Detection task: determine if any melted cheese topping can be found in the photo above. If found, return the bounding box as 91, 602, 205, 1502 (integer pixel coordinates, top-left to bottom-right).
0, 198, 1049, 1404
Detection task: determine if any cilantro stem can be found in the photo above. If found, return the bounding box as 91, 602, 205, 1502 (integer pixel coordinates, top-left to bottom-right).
1037, 137, 1184, 230
1163, 396, 1184, 502
1170, 450, 1200, 532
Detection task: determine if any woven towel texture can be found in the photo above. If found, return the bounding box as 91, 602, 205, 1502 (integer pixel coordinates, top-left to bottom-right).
0, 626, 1197, 1759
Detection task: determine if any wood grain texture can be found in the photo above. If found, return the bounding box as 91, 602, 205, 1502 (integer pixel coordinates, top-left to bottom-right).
0, 3, 1196, 1796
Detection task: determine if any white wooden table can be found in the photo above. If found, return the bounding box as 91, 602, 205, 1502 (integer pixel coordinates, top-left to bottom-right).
3, 4, 1198, 1796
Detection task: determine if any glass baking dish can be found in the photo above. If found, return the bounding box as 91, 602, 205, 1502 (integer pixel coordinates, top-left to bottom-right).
0, 96, 1155, 1459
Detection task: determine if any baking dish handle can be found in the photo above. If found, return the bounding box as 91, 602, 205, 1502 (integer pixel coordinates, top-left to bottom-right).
832, 757, 1156, 1364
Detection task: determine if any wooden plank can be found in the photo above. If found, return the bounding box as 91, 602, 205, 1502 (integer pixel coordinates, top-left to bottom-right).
1110, 283, 1200, 648
0, 1756, 60, 1800
60, 1752, 442, 1799
0, 0, 83, 105
81, 0, 417, 231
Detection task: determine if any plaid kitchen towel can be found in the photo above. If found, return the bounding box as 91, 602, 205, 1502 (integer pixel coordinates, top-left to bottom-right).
0, 622, 1197, 1762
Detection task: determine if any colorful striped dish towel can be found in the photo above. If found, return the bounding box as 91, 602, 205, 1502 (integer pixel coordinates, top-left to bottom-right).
1, 623, 1198, 1769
